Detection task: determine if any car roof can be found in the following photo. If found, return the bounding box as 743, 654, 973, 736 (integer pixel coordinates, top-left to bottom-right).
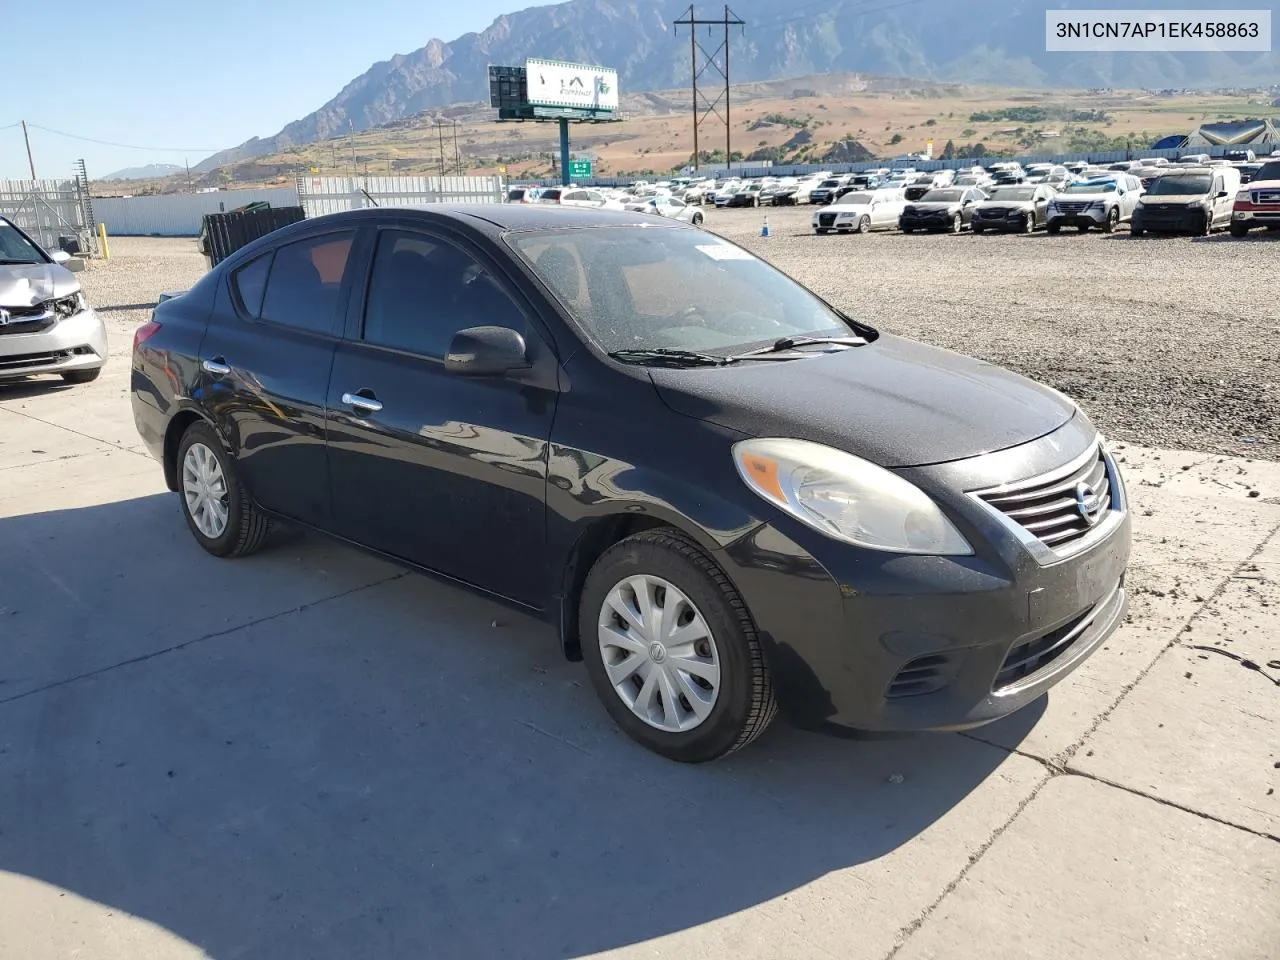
308, 204, 674, 236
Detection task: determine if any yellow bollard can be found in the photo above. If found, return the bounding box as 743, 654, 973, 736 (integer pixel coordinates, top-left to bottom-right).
98, 222, 110, 260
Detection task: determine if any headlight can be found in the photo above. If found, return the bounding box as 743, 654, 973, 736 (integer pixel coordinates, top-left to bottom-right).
51, 291, 87, 319
732, 438, 973, 555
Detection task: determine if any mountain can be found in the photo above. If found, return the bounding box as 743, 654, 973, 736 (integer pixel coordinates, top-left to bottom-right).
101, 162, 185, 181
197, 0, 1280, 170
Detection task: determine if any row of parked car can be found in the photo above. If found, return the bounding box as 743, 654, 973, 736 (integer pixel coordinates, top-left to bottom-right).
505, 151, 1280, 237
804, 157, 1280, 237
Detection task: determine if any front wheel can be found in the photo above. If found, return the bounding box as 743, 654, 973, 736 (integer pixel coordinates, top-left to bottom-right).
1022, 213, 1034, 234
692, 212, 704, 226
950, 214, 963, 234
580, 529, 777, 762
1047, 223, 1061, 235
972, 224, 984, 234
1199, 212, 1212, 236
1102, 208, 1119, 233
176, 422, 272, 558
857, 216, 871, 234
1229, 222, 1248, 237
901, 225, 914, 234
1130, 225, 1145, 237
61, 368, 101, 384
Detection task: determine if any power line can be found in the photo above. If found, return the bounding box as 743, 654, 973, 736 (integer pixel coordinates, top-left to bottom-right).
25, 123, 221, 153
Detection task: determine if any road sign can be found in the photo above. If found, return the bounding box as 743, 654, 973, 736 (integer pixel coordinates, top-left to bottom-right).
569, 159, 592, 179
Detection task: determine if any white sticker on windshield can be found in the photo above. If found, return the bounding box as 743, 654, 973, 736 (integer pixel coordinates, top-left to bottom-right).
695, 243, 756, 261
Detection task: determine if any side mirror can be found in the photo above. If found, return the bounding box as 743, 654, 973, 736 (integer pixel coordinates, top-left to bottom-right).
445, 326, 530, 377
1216, 190, 1229, 198
50, 250, 71, 264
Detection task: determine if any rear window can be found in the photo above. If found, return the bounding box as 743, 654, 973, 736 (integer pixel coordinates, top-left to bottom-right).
259, 232, 354, 335
231, 252, 271, 317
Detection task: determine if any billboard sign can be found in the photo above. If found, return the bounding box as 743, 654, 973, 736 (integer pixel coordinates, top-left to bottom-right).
525, 58, 618, 114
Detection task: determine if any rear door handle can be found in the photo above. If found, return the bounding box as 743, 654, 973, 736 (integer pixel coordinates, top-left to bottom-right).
202, 357, 231, 376
342, 391, 383, 414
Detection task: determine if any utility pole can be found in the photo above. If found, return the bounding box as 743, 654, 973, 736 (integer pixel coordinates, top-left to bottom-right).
673, 6, 744, 174
21, 121, 36, 179
348, 120, 357, 178
452, 121, 460, 175
185, 158, 193, 193
437, 122, 446, 176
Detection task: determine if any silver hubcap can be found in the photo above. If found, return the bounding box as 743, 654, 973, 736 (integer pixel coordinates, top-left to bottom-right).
182, 442, 229, 539
598, 575, 721, 733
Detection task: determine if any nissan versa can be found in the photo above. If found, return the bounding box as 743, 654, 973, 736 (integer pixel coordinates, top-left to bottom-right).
130, 206, 1131, 763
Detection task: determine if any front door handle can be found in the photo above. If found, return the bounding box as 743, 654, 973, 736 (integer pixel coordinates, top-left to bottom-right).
342, 391, 383, 415
202, 357, 231, 376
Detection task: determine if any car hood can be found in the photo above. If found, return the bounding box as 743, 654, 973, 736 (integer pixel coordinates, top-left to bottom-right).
1139, 194, 1208, 205
648, 335, 1077, 468
975, 199, 1034, 211
820, 202, 869, 213
0, 262, 78, 306
1053, 192, 1114, 203
905, 202, 961, 213
1244, 178, 1280, 191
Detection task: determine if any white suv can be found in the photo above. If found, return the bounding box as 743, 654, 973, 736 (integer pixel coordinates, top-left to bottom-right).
1046, 174, 1144, 233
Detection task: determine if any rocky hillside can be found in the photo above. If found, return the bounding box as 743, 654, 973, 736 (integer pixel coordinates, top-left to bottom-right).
196, 0, 1279, 170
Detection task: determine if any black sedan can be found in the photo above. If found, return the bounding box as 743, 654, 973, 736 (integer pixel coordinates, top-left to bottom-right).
899, 187, 988, 233
131, 205, 1130, 763
970, 185, 1057, 233
807, 178, 850, 206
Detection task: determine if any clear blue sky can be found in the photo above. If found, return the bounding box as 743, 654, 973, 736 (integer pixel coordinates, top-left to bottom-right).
1, 0, 536, 179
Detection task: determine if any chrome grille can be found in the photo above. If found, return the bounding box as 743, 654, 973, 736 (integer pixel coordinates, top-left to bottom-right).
975, 446, 1112, 549
1253, 190, 1280, 204
1055, 201, 1089, 214
818, 213, 837, 227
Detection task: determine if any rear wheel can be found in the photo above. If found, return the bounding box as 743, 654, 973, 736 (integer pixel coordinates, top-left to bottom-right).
580, 529, 777, 762
61, 368, 101, 384
176, 422, 271, 558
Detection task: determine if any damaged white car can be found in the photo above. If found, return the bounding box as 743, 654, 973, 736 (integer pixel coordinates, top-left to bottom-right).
0, 216, 106, 384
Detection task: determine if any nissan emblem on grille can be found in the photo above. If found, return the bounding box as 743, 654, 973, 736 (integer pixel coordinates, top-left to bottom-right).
1075, 480, 1104, 526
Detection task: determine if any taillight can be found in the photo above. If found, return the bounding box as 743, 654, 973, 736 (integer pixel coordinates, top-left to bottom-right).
133, 319, 162, 352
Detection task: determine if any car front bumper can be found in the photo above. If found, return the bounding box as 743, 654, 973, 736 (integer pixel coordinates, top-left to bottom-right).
716, 417, 1132, 734
900, 214, 957, 230
972, 210, 1033, 230
1133, 206, 1207, 232
0, 307, 108, 379
1047, 208, 1108, 227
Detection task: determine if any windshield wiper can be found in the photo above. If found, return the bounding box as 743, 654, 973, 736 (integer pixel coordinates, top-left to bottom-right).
732, 335, 867, 358
608, 348, 739, 367
0, 258, 41, 265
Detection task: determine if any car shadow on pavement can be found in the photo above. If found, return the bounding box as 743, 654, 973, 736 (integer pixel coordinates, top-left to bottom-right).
0, 494, 1041, 959
0, 378, 75, 400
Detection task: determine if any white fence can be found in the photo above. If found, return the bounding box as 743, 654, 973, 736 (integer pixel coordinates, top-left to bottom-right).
93, 188, 301, 237
295, 175, 504, 217
0, 178, 97, 255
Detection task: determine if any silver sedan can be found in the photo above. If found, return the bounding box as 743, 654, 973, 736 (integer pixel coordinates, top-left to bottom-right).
623, 195, 705, 226
0, 216, 107, 384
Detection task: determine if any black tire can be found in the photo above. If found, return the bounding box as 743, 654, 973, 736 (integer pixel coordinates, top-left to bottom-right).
1267, 225, 1280, 232
176, 421, 271, 558
1229, 223, 1248, 237
1102, 208, 1119, 233
1199, 212, 1212, 236
901, 226, 914, 234
61, 368, 101, 384
579, 529, 777, 762
692, 212, 704, 226
1130, 225, 1145, 237
1047, 223, 1061, 235
950, 214, 963, 234
857, 216, 871, 234
1022, 213, 1034, 234
972, 224, 984, 234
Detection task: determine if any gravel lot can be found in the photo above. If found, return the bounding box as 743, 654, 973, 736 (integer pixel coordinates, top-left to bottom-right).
713, 205, 1279, 459
79, 219, 1278, 459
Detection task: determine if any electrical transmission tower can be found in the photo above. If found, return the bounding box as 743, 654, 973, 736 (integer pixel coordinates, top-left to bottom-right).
673, 5, 745, 173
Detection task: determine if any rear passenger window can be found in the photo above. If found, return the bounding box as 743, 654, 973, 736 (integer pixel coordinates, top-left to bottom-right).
362, 230, 526, 358
259, 233, 355, 335
231, 253, 271, 318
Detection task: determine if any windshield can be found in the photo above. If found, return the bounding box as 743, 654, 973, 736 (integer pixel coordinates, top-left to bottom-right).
1255, 161, 1280, 181
0, 220, 47, 264
1147, 174, 1212, 195
837, 192, 872, 205
1063, 181, 1116, 194
921, 190, 963, 202
507, 226, 858, 354
988, 187, 1037, 201
819, 179, 840, 187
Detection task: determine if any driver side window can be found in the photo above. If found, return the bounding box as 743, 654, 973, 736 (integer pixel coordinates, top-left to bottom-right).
362, 230, 526, 358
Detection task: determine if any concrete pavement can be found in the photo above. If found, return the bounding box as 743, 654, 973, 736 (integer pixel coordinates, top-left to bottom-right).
0, 247, 1276, 959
